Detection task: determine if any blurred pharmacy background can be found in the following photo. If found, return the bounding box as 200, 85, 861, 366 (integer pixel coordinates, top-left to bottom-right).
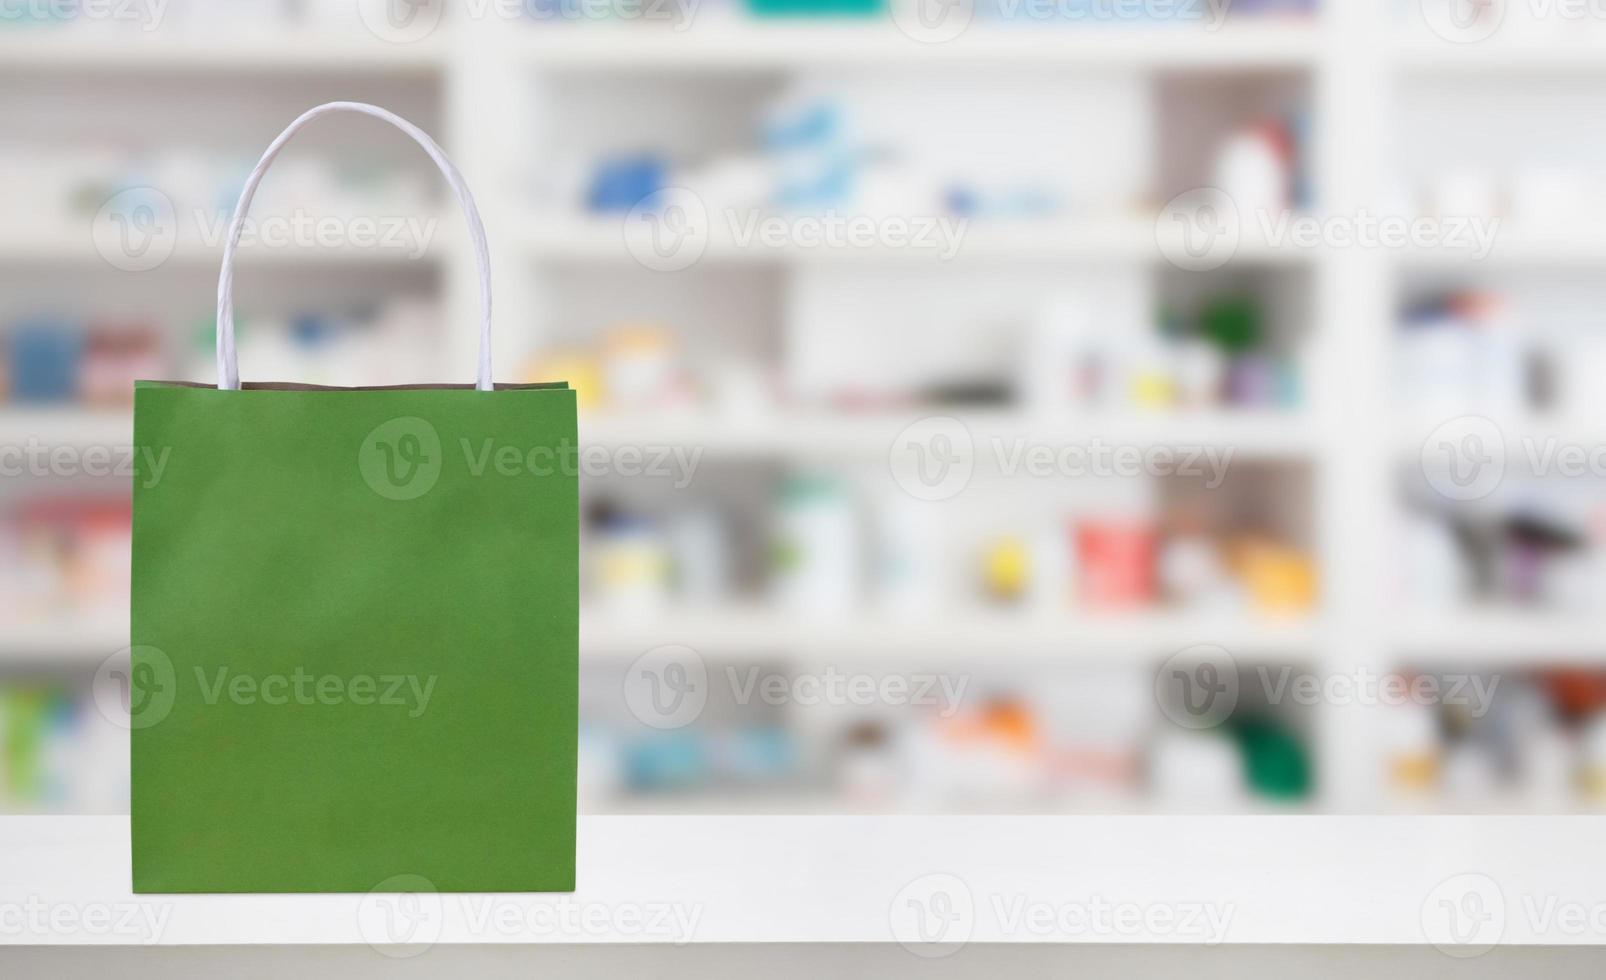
7, 0, 1606, 818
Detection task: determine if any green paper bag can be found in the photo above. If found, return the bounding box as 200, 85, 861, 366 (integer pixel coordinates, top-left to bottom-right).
129, 103, 576, 894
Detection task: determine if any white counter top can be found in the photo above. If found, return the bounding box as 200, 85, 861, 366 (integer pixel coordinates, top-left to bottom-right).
4, 816, 1605, 950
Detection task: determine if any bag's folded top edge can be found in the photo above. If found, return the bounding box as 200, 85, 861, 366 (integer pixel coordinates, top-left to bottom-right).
136, 380, 571, 392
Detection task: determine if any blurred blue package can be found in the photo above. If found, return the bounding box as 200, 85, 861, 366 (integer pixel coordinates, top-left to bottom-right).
763, 96, 858, 212
587, 154, 669, 213
7, 318, 83, 403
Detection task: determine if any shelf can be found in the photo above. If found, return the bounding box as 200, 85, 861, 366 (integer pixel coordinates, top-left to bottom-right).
1398, 414, 1606, 463
521, 213, 1308, 266
0, 616, 127, 664
6, 814, 1604, 945
581, 410, 1319, 458
581, 606, 1318, 656
0, 409, 132, 451
507, 21, 1321, 71
0, 228, 452, 270
0, 31, 444, 75
1392, 35, 1606, 76
0, 607, 1313, 663
1393, 229, 1606, 269
1393, 610, 1606, 664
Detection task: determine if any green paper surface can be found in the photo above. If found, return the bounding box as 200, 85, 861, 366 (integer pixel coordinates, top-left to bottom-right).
130, 381, 577, 893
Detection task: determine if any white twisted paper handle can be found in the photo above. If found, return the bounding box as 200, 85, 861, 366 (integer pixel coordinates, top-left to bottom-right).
215, 101, 493, 391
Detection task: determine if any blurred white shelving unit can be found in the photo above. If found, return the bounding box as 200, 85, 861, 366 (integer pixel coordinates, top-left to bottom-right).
0, 12, 1339, 811
10, 7, 1606, 826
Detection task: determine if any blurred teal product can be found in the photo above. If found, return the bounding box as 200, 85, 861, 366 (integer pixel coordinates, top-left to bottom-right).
721, 726, 797, 783
624, 730, 708, 791
745, 0, 883, 16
